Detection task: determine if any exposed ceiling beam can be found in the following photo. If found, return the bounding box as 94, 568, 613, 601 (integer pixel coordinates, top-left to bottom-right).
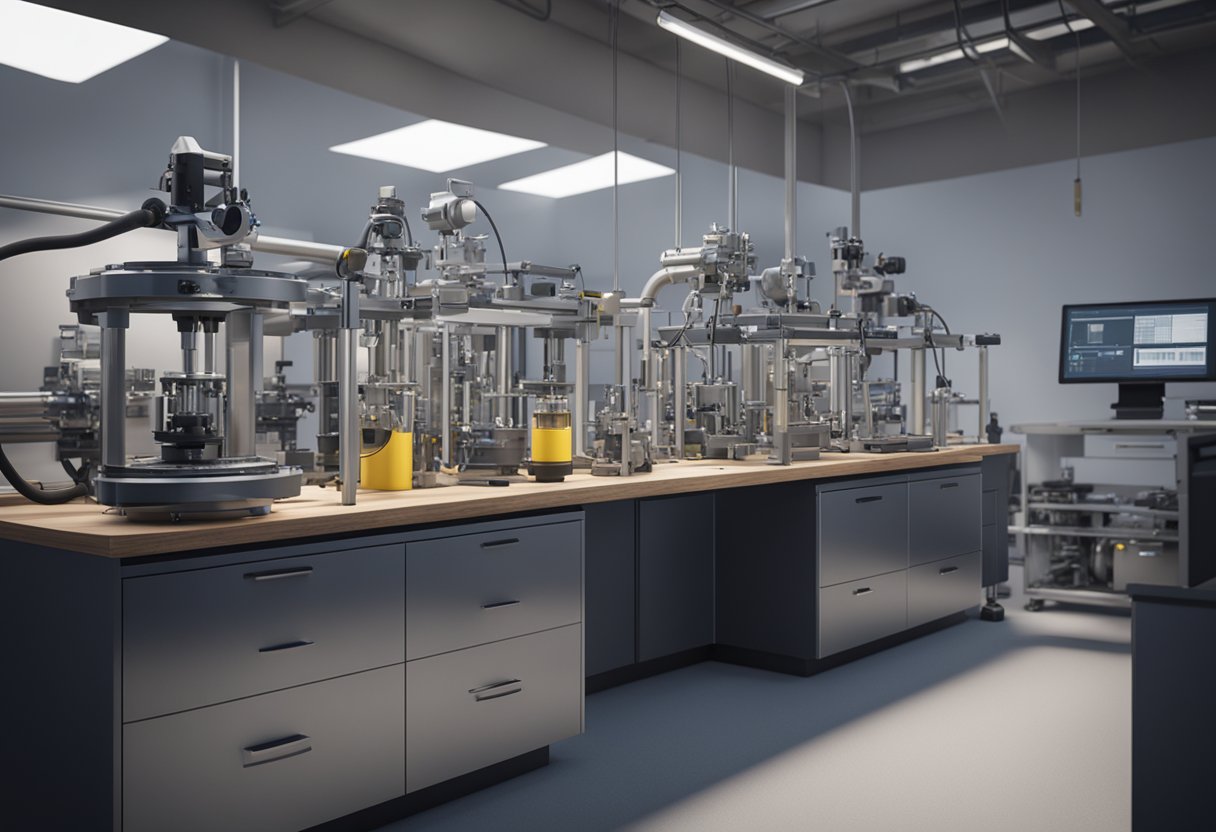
1065, 0, 1146, 61
742, 0, 843, 20
268, 0, 338, 27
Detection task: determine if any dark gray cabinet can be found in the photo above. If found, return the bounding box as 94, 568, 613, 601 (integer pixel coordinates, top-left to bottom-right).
818, 480, 909, 586
981, 454, 1012, 586
584, 501, 637, 676
908, 550, 982, 628
908, 471, 982, 566
638, 493, 715, 662
818, 569, 909, 657
123, 544, 405, 722
124, 665, 405, 832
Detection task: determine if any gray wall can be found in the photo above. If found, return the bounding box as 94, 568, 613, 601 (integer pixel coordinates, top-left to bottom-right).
860, 134, 1216, 429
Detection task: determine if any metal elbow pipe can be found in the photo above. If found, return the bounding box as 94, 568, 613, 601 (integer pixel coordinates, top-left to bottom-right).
640, 265, 699, 304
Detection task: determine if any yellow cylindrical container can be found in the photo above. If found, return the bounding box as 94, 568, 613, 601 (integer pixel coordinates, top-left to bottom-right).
529, 397, 573, 482
360, 429, 413, 491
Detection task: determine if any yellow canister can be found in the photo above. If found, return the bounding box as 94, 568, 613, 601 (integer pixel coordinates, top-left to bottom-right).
360, 430, 413, 491
531, 425, 572, 464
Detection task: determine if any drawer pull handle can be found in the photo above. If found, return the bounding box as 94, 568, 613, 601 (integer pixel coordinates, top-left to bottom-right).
481, 600, 522, 610
258, 639, 315, 653
480, 538, 520, 549
1114, 443, 1165, 449
855, 495, 883, 504
241, 734, 312, 768
469, 678, 522, 695
939, 482, 960, 489
245, 566, 313, 582
476, 687, 524, 702
852, 587, 873, 596
938, 566, 960, 575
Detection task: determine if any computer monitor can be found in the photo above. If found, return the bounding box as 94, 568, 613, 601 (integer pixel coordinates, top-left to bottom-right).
1059, 298, 1216, 419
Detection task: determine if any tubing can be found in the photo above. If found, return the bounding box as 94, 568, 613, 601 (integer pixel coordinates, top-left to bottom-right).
0, 444, 87, 504
0, 199, 164, 264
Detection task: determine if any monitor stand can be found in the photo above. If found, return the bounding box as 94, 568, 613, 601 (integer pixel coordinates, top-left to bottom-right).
1111, 382, 1165, 420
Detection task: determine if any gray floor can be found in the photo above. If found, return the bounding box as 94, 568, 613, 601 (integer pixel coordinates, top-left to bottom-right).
393, 568, 1131, 832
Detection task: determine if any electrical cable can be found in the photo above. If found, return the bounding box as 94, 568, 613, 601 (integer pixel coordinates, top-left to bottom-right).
0, 199, 165, 264
0, 198, 165, 504
472, 200, 510, 284
0, 445, 88, 504
1057, 0, 1083, 211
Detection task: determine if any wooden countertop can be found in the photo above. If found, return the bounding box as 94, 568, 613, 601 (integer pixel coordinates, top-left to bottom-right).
0, 444, 1017, 559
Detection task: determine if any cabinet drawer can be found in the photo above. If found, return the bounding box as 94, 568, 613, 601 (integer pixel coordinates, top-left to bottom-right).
909, 473, 981, 566
123, 664, 405, 832
124, 545, 405, 722
817, 569, 907, 658
1062, 456, 1177, 489
406, 521, 582, 660
1083, 434, 1176, 459
818, 482, 908, 587
406, 623, 583, 793
908, 550, 981, 628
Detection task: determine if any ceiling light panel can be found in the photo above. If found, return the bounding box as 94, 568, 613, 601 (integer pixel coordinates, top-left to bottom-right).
0, 0, 168, 83
498, 151, 675, 199
899, 37, 1009, 74
1025, 18, 1096, 40
656, 10, 805, 86
329, 120, 547, 173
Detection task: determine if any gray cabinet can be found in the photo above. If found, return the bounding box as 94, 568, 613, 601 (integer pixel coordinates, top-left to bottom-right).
584, 501, 637, 676
981, 454, 1011, 587
818, 481, 908, 586
637, 493, 715, 662
406, 624, 583, 793
908, 471, 981, 566
123, 544, 405, 722
404, 514, 585, 795
817, 569, 908, 657
124, 664, 405, 832
908, 550, 982, 628
405, 521, 582, 660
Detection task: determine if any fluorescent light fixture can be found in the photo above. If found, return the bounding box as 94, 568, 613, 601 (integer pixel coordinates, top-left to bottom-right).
899, 37, 1008, 74
329, 120, 546, 173
1025, 18, 1096, 41
656, 10, 805, 86
498, 151, 675, 199
0, 0, 167, 83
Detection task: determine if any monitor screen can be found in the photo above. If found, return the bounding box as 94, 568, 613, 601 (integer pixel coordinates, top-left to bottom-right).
1059, 299, 1216, 384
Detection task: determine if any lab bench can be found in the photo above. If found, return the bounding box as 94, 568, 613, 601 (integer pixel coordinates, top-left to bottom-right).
0, 444, 1015, 832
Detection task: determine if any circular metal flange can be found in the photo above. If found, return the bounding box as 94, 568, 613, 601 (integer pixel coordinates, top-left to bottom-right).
68, 262, 309, 316
94, 458, 301, 519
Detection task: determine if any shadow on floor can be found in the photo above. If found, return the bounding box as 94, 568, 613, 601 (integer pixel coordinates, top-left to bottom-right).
394, 600, 1129, 832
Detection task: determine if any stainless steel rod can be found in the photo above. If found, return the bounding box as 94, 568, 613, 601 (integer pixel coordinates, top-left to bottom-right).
673, 345, 686, 459
100, 323, 126, 468
978, 345, 990, 442
784, 85, 797, 263
574, 339, 589, 458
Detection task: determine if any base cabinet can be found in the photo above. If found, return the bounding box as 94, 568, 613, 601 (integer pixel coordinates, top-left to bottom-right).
406, 624, 583, 793
818, 570, 908, 658
908, 551, 982, 628
124, 665, 405, 832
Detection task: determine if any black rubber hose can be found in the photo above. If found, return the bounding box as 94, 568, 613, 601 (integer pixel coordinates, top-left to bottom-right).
0, 198, 166, 264
0, 444, 88, 504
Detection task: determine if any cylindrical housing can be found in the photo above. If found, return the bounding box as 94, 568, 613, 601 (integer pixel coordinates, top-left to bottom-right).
100, 325, 126, 468
911, 348, 927, 435
530, 395, 572, 482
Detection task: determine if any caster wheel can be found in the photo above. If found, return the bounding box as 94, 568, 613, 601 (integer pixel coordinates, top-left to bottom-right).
1024, 599, 1045, 612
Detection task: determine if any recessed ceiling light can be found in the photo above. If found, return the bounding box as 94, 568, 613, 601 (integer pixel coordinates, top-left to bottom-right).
899, 37, 1009, 74
0, 0, 168, 83
497, 151, 675, 199
1025, 18, 1096, 41
329, 120, 547, 173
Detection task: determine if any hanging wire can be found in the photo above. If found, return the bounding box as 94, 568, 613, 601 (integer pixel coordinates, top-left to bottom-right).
725, 59, 737, 232
611, 0, 620, 291
675, 39, 682, 250
1057, 0, 1083, 214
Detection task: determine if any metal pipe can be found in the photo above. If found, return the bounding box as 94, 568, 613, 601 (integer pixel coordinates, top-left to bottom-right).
496, 326, 510, 425
978, 345, 990, 442
441, 327, 452, 467
574, 338, 589, 458
784, 85, 797, 264
640, 264, 699, 301
0, 392, 53, 418
839, 82, 861, 239
338, 278, 360, 505
0, 193, 345, 264
674, 39, 683, 249
232, 60, 241, 186
100, 319, 127, 468
911, 347, 926, 435
771, 340, 790, 464
673, 344, 686, 459
727, 61, 737, 231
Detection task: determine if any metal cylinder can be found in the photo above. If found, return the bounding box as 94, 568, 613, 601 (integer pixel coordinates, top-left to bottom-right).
978, 345, 990, 442
673, 345, 686, 459
931, 387, 950, 447
784, 85, 797, 264
0, 392, 56, 443
100, 324, 127, 469
574, 339, 589, 458
338, 328, 359, 505
496, 326, 511, 425
911, 348, 927, 435
441, 327, 452, 467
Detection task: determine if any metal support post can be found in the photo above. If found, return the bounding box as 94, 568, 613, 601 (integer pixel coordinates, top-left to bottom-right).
978, 345, 990, 442
338, 278, 360, 505
574, 338, 589, 458
98, 310, 129, 470
673, 344, 686, 459
911, 347, 927, 435
225, 309, 262, 458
